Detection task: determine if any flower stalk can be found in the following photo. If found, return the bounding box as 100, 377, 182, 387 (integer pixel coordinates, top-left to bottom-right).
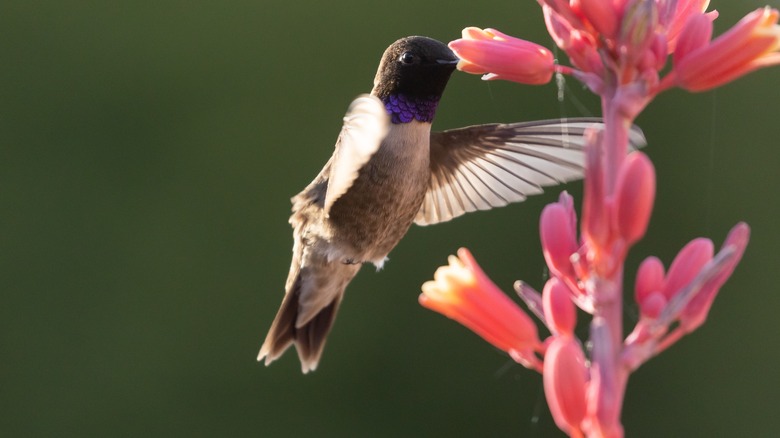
421, 1, 774, 436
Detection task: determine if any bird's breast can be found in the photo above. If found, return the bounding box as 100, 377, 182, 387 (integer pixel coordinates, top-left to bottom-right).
326, 121, 432, 262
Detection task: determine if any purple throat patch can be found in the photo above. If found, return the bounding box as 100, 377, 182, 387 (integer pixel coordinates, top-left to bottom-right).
383, 94, 440, 124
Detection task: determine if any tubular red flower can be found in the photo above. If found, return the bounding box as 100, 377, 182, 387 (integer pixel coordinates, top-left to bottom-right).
449, 27, 555, 85
420, 248, 541, 354
673, 7, 780, 91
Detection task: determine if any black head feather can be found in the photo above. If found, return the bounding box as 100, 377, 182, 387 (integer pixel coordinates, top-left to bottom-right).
371, 36, 459, 101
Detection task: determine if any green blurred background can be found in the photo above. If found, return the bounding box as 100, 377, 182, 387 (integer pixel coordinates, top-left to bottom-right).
2, 1, 779, 436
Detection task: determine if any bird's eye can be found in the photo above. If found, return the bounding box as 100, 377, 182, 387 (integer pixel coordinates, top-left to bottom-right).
399, 52, 416, 64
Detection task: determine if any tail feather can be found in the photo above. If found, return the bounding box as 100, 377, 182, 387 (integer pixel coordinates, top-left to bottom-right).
296, 294, 343, 372
258, 256, 358, 373
256, 276, 299, 364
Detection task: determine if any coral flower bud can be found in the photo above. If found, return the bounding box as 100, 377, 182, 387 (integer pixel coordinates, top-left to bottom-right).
614, 152, 656, 245
672, 12, 714, 64
635, 256, 666, 318
420, 248, 540, 354
580, 0, 620, 38
639, 292, 667, 319
681, 223, 750, 331
635, 256, 665, 302
540, 200, 579, 282
581, 130, 610, 255
543, 277, 577, 336
569, 30, 605, 74
449, 27, 555, 85
664, 0, 714, 52
620, 0, 660, 56
543, 336, 588, 435
662, 238, 714, 301
543, 4, 574, 51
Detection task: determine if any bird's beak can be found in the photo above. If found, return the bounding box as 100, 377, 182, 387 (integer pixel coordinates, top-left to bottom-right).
435, 58, 460, 65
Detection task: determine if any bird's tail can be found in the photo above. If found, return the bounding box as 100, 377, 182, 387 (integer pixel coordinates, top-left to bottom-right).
258, 251, 360, 373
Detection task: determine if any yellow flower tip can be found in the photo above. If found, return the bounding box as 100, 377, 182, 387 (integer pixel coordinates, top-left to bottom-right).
420, 279, 449, 303
422, 252, 477, 304
759, 25, 780, 52
447, 254, 463, 269
461, 27, 488, 40
431, 263, 454, 284
757, 11, 780, 56
761, 6, 779, 23
483, 28, 512, 42
456, 59, 487, 74
456, 247, 495, 287
455, 247, 475, 265
756, 8, 780, 33
443, 262, 476, 289
420, 275, 466, 309
420, 280, 437, 295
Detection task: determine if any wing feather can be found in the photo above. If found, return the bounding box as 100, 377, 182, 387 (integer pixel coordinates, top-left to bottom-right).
323, 94, 390, 215
415, 118, 646, 226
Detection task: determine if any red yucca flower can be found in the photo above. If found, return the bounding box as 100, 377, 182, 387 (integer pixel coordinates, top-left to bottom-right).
422, 1, 772, 436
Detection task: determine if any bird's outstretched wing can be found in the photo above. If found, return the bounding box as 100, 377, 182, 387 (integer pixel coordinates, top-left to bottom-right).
415, 118, 646, 226
323, 94, 390, 215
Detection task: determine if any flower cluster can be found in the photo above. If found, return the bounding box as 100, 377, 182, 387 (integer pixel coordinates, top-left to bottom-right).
449, 2, 780, 118
421, 1, 776, 436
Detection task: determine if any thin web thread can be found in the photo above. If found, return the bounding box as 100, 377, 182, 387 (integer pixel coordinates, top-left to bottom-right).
704, 90, 717, 236
553, 45, 594, 118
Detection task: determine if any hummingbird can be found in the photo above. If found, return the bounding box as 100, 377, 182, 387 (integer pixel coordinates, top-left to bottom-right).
257, 36, 644, 373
